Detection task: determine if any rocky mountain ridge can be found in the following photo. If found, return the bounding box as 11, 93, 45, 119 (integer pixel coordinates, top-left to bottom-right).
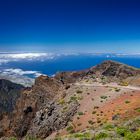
1, 60, 140, 139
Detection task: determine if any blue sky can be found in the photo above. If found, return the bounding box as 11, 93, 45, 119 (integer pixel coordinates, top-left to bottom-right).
0, 0, 140, 53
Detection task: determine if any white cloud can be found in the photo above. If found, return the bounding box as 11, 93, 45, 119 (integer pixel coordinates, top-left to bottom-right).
0, 52, 82, 65
0, 52, 140, 65
0, 53, 55, 65
2, 68, 43, 78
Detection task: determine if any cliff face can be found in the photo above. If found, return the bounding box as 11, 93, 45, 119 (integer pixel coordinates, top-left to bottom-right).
1, 60, 140, 139
0, 79, 23, 114
0, 75, 79, 138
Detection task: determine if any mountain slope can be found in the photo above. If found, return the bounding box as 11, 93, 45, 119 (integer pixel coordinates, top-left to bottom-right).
55, 60, 140, 84
1, 60, 140, 139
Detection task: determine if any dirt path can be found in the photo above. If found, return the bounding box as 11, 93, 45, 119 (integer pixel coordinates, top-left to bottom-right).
75, 82, 140, 91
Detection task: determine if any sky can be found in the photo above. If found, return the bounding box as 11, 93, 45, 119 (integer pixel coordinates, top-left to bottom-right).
0, 0, 140, 53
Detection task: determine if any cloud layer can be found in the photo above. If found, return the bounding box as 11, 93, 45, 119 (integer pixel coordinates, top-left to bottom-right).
0, 53, 55, 65
0, 68, 44, 87
1, 52, 140, 65
2, 68, 42, 78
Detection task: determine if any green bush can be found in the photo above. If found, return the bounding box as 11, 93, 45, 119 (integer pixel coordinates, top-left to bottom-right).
116, 127, 130, 137
100, 96, 107, 99
104, 124, 115, 130
125, 130, 140, 140
119, 81, 129, 86
70, 96, 77, 101
74, 132, 91, 138
135, 107, 140, 112
115, 88, 121, 92
66, 126, 75, 133
95, 132, 108, 140
125, 100, 130, 104
133, 130, 140, 140
66, 126, 73, 131
76, 90, 83, 94
92, 111, 97, 114
78, 112, 84, 115
58, 99, 65, 105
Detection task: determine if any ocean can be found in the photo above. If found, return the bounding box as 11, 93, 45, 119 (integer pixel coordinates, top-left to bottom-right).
1, 54, 140, 77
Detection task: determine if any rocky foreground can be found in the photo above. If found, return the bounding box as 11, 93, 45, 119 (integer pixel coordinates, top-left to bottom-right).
1, 60, 140, 139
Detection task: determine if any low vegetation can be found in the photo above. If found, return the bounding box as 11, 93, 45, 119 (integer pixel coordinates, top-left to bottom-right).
58, 99, 65, 105
135, 107, 140, 112
76, 90, 83, 94
115, 88, 121, 92
56, 118, 140, 140
78, 112, 84, 116
100, 95, 108, 99
119, 81, 129, 86
125, 100, 131, 104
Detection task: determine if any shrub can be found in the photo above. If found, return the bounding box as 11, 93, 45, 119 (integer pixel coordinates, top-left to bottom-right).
76, 90, 83, 94
65, 85, 70, 89
97, 119, 101, 124
92, 111, 97, 114
54, 137, 62, 140
73, 132, 91, 139
77, 116, 80, 120
94, 106, 99, 109
77, 96, 83, 100
70, 96, 77, 101
100, 96, 107, 99
66, 126, 75, 133
58, 99, 65, 105
119, 81, 129, 86
95, 132, 108, 140
115, 88, 121, 92
78, 112, 84, 115
125, 130, 140, 140
104, 124, 115, 130
116, 127, 130, 137
67, 126, 73, 131
135, 107, 140, 112
88, 120, 94, 125
125, 100, 130, 104
133, 130, 140, 140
